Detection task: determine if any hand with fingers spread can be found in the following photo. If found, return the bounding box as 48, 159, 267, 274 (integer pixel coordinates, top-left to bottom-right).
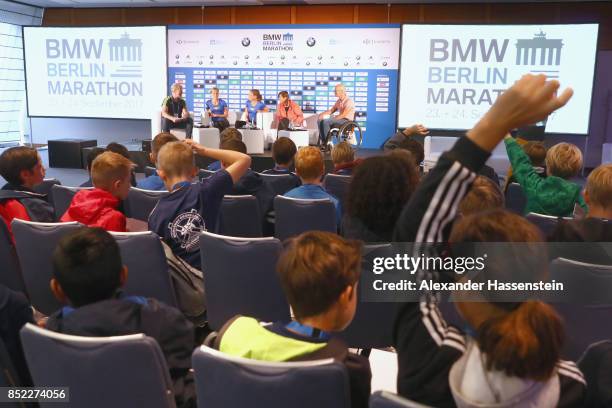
468, 74, 573, 152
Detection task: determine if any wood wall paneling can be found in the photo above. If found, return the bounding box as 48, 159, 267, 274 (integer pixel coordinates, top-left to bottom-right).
234, 6, 292, 25
388, 4, 421, 24
202, 7, 232, 25
293, 5, 355, 24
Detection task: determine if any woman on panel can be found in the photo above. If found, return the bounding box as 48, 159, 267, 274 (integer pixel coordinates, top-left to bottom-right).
275, 91, 304, 130
243, 89, 269, 127
205, 87, 230, 131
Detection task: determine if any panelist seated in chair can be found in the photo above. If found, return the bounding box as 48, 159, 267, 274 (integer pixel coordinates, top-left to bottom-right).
317, 84, 355, 145
242, 89, 269, 128
205, 87, 230, 131
274, 91, 304, 130
162, 83, 193, 139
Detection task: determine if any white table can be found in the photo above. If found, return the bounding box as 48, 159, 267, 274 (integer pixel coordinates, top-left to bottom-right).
192, 127, 220, 149
277, 130, 310, 148
238, 128, 265, 154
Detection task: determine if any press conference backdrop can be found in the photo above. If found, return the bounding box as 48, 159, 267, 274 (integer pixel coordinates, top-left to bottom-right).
168, 25, 400, 149
398, 24, 599, 135
23, 26, 167, 119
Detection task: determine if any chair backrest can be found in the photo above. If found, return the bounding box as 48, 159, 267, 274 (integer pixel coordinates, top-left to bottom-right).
337, 244, 399, 349
110, 231, 177, 307
0, 218, 25, 294
33, 178, 61, 203
51, 184, 91, 221
199, 231, 289, 330
144, 166, 157, 177
11, 219, 83, 315
370, 391, 433, 408
192, 345, 350, 408
550, 257, 612, 304
199, 169, 216, 180
274, 196, 336, 241
20, 323, 176, 408
124, 187, 169, 222
505, 182, 527, 214
323, 174, 351, 211
217, 195, 263, 238
525, 212, 567, 236
0, 336, 20, 387
258, 173, 299, 196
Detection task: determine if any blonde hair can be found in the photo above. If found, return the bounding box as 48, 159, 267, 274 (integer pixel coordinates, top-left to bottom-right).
459, 176, 504, 216
171, 83, 183, 93
91, 152, 133, 190
586, 164, 612, 209
295, 146, 324, 181
157, 141, 195, 179
331, 142, 354, 165
545, 143, 582, 179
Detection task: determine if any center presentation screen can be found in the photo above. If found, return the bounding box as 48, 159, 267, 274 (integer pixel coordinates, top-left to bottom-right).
168, 25, 400, 148
398, 24, 598, 134
24, 26, 167, 119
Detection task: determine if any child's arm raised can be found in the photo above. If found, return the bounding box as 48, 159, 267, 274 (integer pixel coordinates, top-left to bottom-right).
184, 140, 251, 184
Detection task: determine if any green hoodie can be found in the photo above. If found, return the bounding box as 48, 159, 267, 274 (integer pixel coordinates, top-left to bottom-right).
504, 137, 586, 217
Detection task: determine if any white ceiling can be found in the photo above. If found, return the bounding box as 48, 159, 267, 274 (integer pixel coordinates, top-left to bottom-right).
20, 0, 612, 7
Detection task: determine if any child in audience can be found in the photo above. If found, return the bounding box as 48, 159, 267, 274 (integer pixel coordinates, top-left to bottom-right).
505, 136, 585, 216
383, 124, 429, 151
0, 146, 54, 234
61, 151, 132, 232
0, 283, 34, 386
137, 132, 179, 191
106, 142, 137, 186
285, 146, 341, 223
342, 155, 418, 242
504, 140, 547, 191
458, 175, 504, 216
80, 147, 105, 188
148, 140, 250, 269
46, 227, 196, 408
395, 138, 425, 169
207, 128, 243, 171
331, 142, 362, 175
211, 231, 371, 408
393, 74, 585, 406
262, 137, 298, 176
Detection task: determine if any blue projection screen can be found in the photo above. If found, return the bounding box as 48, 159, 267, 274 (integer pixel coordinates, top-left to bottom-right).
167, 25, 400, 149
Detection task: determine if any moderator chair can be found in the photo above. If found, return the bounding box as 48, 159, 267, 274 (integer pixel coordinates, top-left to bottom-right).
0, 218, 25, 294
124, 187, 169, 222
0, 338, 23, 408
199, 231, 289, 331
11, 220, 82, 315
20, 323, 176, 408
370, 391, 434, 408
505, 182, 527, 214
258, 173, 300, 196
217, 195, 263, 238
274, 196, 336, 242
192, 345, 350, 408
110, 231, 177, 307
323, 174, 351, 211
50, 184, 91, 221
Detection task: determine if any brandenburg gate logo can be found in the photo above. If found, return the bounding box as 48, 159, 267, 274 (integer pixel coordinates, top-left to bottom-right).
516, 31, 563, 66
109, 33, 143, 62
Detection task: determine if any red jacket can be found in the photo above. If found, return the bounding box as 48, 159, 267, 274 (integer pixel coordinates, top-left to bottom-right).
61, 188, 126, 232
274, 100, 304, 125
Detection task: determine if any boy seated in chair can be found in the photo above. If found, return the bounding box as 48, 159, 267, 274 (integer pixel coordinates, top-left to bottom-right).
46, 227, 197, 408
210, 231, 371, 408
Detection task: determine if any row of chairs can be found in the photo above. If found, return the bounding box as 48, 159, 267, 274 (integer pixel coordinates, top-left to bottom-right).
18, 323, 426, 408
3, 219, 396, 349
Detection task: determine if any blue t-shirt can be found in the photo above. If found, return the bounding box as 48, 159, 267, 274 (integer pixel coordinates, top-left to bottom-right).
284, 184, 341, 226
205, 99, 228, 122
207, 161, 222, 171
137, 170, 166, 191
148, 170, 233, 269
245, 101, 266, 123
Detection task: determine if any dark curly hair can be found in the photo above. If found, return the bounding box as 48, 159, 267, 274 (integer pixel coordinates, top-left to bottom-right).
346, 156, 419, 239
